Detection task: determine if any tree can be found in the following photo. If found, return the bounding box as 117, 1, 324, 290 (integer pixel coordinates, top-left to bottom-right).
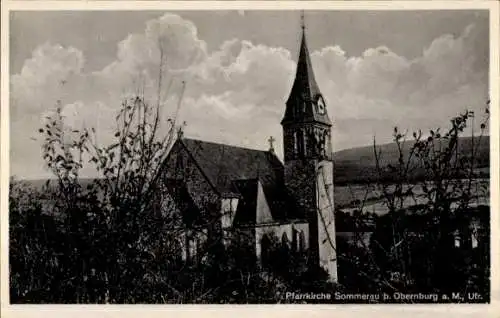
22, 36, 196, 302
11, 35, 334, 303
348, 103, 490, 300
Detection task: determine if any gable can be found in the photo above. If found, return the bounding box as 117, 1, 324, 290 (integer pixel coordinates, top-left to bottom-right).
256, 181, 274, 224
162, 139, 220, 218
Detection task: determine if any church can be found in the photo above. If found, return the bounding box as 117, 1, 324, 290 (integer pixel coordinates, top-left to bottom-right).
161, 21, 338, 282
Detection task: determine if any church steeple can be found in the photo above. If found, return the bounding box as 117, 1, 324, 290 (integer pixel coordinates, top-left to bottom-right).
281, 13, 331, 127
280, 12, 337, 283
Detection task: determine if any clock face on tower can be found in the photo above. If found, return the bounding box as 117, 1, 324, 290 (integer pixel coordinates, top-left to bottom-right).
317, 96, 325, 115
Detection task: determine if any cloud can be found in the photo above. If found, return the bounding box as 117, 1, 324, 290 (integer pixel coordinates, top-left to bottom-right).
311, 23, 488, 147
109, 13, 207, 74
11, 43, 85, 119
10, 13, 489, 178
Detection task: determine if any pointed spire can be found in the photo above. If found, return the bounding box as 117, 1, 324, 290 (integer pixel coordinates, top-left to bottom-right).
294, 16, 320, 101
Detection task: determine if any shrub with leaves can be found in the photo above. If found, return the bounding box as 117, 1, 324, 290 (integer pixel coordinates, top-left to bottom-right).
337, 103, 490, 301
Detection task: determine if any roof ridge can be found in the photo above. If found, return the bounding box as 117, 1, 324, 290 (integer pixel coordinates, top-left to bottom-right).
182, 137, 273, 154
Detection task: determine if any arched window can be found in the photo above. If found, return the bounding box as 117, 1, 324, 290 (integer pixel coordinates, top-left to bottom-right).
281, 233, 290, 251
293, 131, 298, 157
299, 231, 306, 252
297, 129, 304, 157
319, 130, 327, 158
260, 234, 271, 267
186, 233, 203, 264
303, 129, 307, 157
280, 233, 291, 271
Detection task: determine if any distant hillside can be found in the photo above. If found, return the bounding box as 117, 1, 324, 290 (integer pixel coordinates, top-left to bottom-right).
18, 178, 95, 191
14, 136, 490, 189
333, 136, 490, 184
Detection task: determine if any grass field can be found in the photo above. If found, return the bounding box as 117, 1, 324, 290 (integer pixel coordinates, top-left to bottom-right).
334, 179, 490, 215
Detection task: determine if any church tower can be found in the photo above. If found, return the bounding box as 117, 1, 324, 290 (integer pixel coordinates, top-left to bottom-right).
281, 14, 337, 282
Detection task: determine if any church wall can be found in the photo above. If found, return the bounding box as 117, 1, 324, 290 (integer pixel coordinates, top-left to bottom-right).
284, 160, 317, 218
316, 161, 337, 282
255, 222, 309, 260
284, 160, 318, 260
165, 228, 210, 263
163, 141, 225, 251
164, 142, 220, 218
283, 158, 337, 282
233, 227, 257, 255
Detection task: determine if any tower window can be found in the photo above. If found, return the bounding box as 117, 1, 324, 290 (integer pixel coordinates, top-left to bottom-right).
319, 131, 326, 158
293, 131, 298, 157
303, 129, 307, 157
297, 129, 304, 157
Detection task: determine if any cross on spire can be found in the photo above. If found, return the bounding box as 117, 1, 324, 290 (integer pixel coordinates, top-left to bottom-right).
176, 126, 184, 139
177, 121, 187, 139
268, 136, 276, 152
301, 10, 305, 32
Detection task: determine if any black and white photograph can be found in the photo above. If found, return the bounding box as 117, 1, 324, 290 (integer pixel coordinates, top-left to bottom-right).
3, 3, 497, 306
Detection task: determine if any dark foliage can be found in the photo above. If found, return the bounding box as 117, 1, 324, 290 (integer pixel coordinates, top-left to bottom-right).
334, 107, 490, 302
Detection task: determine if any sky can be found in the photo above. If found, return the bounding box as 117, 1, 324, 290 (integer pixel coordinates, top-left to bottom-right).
10, 10, 490, 179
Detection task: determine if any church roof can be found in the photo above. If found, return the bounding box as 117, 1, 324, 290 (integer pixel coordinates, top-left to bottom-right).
180, 138, 284, 197
178, 138, 305, 223
282, 26, 332, 126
